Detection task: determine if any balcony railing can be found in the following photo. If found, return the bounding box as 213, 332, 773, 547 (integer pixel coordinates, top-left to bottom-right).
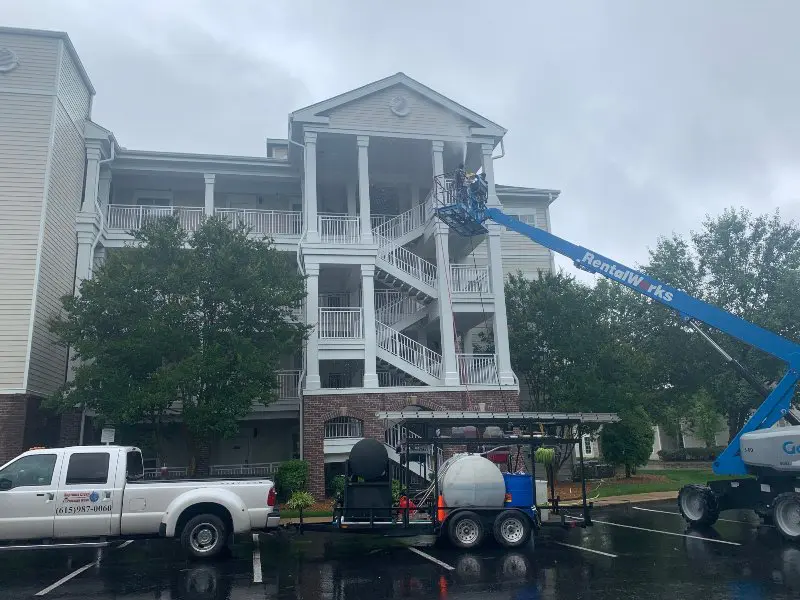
457, 353, 499, 385
106, 205, 204, 232
209, 462, 283, 477
324, 417, 364, 439
319, 292, 351, 308
215, 208, 302, 236
371, 214, 397, 229
319, 214, 360, 244
143, 466, 188, 479
450, 264, 491, 293
318, 308, 363, 339
276, 370, 301, 399
378, 371, 415, 387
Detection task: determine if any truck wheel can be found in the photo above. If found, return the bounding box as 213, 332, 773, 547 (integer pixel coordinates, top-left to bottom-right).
773, 492, 800, 542
678, 484, 720, 527
181, 514, 228, 559
448, 511, 485, 549
493, 511, 531, 548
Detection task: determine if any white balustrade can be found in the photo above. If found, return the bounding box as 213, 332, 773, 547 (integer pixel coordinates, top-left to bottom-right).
215, 208, 302, 235
107, 205, 205, 232
375, 289, 402, 309
457, 353, 499, 385
319, 214, 360, 244
276, 370, 301, 399
319, 292, 351, 308
318, 308, 363, 339
373, 203, 427, 240
375, 233, 437, 288
376, 322, 441, 378
371, 214, 396, 230
324, 416, 364, 439
378, 371, 414, 387
450, 264, 491, 293
376, 295, 424, 326
209, 462, 283, 477
143, 466, 188, 479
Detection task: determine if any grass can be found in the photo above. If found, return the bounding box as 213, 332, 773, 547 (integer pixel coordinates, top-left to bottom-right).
588, 468, 738, 499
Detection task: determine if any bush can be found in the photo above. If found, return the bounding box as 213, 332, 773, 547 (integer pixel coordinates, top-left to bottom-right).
392, 479, 402, 504
657, 446, 725, 462
275, 459, 309, 502
286, 490, 315, 512
331, 474, 346, 501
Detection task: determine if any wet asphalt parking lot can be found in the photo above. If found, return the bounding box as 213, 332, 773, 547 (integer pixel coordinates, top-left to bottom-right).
2, 500, 800, 599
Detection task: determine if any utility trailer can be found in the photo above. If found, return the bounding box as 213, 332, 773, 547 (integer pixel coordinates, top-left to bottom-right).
295, 410, 619, 549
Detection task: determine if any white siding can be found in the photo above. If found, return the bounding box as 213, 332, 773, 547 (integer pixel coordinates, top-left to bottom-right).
27, 45, 91, 396
0, 32, 59, 94
326, 85, 474, 138
0, 33, 60, 391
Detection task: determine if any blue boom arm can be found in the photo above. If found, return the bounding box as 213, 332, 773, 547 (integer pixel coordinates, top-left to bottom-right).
460, 205, 800, 476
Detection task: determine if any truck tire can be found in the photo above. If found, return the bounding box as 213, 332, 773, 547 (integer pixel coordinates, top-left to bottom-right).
678, 484, 720, 527
773, 492, 800, 542
448, 511, 485, 549
493, 511, 531, 548
181, 514, 229, 559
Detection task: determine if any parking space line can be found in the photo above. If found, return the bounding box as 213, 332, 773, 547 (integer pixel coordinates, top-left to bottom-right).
409, 547, 455, 571
35, 560, 97, 596
632, 506, 771, 526
117, 540, 135, 549
569, 516, 741, 546
552, 541, 617, 558
252, 533, 263, 583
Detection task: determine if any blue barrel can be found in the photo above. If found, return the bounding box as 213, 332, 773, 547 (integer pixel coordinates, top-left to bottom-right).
503, 473, 534, 508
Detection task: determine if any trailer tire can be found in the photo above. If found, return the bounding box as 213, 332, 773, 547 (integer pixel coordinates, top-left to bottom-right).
181, 514, 229, 559
678, 484, 720, 527
773, 492, 800, 542
493, 511, 531, 548
448, 511, 485, 549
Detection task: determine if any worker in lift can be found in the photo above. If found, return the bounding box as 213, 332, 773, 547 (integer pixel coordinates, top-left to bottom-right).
469, 172, 488, 211
453, 163, 467, 204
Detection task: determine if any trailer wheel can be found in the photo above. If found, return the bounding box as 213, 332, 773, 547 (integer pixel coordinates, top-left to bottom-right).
181, 514, 229, 559
493, 511, 531, 548
678, 484, 720, 527
448, 511, 485, 549
773, 492, 800, 541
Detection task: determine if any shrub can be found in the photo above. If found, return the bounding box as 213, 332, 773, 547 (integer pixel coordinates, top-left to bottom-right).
275, 459, 309, 501
331, 474, 346, 501
392, 479, 402, 504
286, 490, 315, 512
657, 446, 726, 462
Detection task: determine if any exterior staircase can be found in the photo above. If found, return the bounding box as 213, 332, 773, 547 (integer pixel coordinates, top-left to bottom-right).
376, 294, 427, 332
376, 321, 442, 386
385, 423, 442, 482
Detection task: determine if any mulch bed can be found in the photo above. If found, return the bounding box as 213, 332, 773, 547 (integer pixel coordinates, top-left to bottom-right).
548, 473, 668, 502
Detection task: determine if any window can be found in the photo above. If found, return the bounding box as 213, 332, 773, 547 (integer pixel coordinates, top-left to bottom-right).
126, 451, 144, 481
0, 454, 57, 488
582, 435, 594, 457
65, 453, 110, 485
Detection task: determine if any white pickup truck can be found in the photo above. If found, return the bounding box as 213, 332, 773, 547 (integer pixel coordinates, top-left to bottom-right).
0, 445, 280, 558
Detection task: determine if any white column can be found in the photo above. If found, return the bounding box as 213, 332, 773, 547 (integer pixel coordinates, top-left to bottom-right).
357, 136, 373, 243
434, 221, 460, 386
486, 223, 515, 385
346, 182, 357, 215
75, 231, 94, 293
481, 143, 499, 207
432, 141, 445, 203
305, 263, 321, 390
81, 143, 102, 212
98, 167, 111, 214
304, 132, 319, 242
204, 174, 215, 217
361, 264, 379, 388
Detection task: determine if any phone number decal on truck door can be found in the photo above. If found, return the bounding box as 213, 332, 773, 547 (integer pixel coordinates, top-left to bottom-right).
56, 504, 113, 515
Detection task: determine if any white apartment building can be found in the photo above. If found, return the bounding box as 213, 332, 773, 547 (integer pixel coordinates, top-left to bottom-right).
0, 27, 558, 495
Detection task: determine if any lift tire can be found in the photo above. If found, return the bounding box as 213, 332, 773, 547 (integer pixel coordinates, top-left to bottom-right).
493, 511, 531, 548
678, 484, 720, 527
448, 511, 485, 549
180, 514, 229, 559
773, 492, 800, 542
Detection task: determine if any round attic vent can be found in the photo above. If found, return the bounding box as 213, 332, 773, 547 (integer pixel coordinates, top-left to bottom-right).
389, 95, 411, 117
0, 48, 19, 73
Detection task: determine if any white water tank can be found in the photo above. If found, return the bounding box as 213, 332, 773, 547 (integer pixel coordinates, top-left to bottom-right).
439, 454, 506, 509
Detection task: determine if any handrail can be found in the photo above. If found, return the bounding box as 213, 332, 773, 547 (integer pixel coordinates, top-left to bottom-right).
373, 203, 427, 240
376, 321, 441, 378
375, 232, 437, 288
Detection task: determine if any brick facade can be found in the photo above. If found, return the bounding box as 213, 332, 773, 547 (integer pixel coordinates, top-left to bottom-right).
303, 389, 520, 498
0, 395, 29, 465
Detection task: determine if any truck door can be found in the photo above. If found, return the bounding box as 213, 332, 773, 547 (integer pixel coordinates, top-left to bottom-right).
0, 452, 61, 540
54, 449, 118, 538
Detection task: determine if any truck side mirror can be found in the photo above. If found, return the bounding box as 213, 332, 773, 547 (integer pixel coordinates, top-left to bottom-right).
0, 478, 13, 491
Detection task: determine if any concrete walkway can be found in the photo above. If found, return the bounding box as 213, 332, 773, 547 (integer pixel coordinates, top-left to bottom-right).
280, 491, 680, 525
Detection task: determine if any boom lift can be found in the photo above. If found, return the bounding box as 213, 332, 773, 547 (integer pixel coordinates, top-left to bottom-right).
433, 175, 800, 541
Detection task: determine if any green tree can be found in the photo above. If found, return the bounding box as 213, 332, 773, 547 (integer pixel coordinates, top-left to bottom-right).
685, 389, 725, 448
642, 207, 800, 439
50, 216, 310, 473
600, 406, 655, 477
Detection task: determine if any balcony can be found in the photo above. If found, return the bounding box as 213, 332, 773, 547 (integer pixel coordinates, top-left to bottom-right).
216, 208, 302, 236
457, 353, 499, 385
318, 308, 363, 339
276, 370, 301, 399
318, 213, 360, 244
450, 264, 491, 293
107, 205, 204, 232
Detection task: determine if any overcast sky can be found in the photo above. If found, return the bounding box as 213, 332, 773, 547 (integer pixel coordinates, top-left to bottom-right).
7, 1, 800, 281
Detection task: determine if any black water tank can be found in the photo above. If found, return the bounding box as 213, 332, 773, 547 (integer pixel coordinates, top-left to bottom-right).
349, 438, 388, 481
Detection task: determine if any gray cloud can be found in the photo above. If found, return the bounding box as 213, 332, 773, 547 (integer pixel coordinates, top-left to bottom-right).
7, 0, 800, 278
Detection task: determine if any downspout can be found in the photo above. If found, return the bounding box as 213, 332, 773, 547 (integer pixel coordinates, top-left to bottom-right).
288, 131, 308, 460
491, 138, 505, 161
